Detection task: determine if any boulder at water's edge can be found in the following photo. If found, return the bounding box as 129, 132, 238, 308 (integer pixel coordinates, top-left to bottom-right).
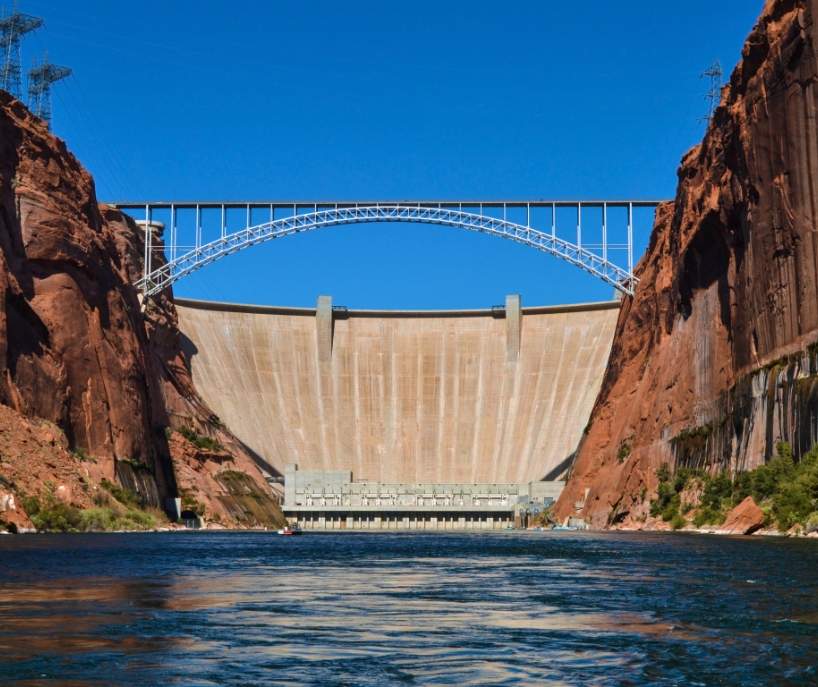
716, 497, 765, 536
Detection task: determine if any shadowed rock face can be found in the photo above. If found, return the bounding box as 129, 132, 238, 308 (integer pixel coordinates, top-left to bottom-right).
0, 90, 177, 498
0, 90, 282, 521
556, 0, 818, 527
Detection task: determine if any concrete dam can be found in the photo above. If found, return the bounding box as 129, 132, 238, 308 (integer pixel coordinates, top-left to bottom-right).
176, 297, 620, 518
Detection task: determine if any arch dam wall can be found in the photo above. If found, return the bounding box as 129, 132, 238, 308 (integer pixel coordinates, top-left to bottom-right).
175, 298, 619, 485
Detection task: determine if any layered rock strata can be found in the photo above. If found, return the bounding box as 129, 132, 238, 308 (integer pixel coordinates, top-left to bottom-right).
556, 0, 818, 527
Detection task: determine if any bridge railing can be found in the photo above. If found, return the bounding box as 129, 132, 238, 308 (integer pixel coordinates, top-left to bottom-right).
108, 200, 665, 298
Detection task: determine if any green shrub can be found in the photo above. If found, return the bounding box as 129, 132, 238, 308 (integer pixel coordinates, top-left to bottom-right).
31, 499, 159, 533
122, 509, 157, 529
673, 468, 691, 494
177, 425, 223, 452
27, 496, 82, 532
79, 507, 116, 532
732, 470, 754, 505
100, 479, 145, 509
701, 472, 733, 510
750, 446, 794, 503
693, 506, 726, 528
656, 462, 671, 484
650, 481, 678, 519
729, 442, 818, 531
774, 479, 814, 531
217, 470, 245, 481
72, 447, 92, 461
670, 513, 687, 531
77, 506, 157, 532
650, 463, 684, 522
21, 496, 42, 516
661, 493, 681, 522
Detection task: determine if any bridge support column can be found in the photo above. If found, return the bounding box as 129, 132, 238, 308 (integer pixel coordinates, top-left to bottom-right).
317, 295, 333, 362
506, 294, 521, 362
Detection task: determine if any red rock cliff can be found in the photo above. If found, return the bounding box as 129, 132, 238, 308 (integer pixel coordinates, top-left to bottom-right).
556, 0, 818, 527
0, 91, 179, 496
0, 90, 283, 526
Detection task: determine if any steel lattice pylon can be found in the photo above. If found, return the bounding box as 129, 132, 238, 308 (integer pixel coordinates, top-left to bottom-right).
27, 51, 70, 128
133, 204, 646, 298
0, 1, 42, 99
699, 58, 723, 124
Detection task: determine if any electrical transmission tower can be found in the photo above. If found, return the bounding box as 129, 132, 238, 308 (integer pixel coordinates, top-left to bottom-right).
699, 58, 723, 124
0, 1, 43, 99
27, 51, 70, 128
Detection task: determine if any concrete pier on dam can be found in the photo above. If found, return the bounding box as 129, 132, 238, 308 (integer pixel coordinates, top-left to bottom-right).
175, 295, 619, 527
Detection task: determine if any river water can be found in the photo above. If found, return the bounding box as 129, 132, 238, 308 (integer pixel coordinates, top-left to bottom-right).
0, 531, 817, 686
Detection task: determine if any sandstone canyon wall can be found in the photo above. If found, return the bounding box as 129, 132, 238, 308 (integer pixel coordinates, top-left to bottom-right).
0, 90, 283, 528
556, 0, 818, 527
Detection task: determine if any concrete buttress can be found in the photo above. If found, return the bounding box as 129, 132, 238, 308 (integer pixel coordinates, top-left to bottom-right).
317, 295, 333, 361
506, 295, 521, 362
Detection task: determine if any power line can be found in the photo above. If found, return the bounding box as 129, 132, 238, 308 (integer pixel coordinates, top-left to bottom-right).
51, 85, 129, 199
65, 74, 150, 199
26, 32, 141, 198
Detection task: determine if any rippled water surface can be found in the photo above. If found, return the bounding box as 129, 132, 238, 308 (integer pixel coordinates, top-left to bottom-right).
1, 531, 818, 685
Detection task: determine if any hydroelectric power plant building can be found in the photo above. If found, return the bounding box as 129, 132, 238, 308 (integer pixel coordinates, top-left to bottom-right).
174, 295, 619, 529
283, 466, 565, 530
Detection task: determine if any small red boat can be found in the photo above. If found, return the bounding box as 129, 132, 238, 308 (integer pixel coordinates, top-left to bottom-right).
278, 523, 303, 535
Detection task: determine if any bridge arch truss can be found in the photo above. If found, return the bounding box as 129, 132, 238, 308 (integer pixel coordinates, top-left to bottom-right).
112, 201, 662, 298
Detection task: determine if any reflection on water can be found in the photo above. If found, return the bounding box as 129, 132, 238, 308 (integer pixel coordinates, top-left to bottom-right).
1, 532, 817, 685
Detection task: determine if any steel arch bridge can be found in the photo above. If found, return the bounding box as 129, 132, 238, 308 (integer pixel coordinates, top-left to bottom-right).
110, 200, 663, 298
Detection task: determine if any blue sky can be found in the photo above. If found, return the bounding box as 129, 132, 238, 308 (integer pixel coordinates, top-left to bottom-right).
22, 1, 762, 308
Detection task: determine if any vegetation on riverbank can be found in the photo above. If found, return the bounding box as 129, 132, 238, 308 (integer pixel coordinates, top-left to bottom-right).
649, 442, 818, 532
21, 478, 167, 533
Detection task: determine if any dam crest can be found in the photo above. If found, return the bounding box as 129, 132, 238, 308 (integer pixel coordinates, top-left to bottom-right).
175, 296, 619, 527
